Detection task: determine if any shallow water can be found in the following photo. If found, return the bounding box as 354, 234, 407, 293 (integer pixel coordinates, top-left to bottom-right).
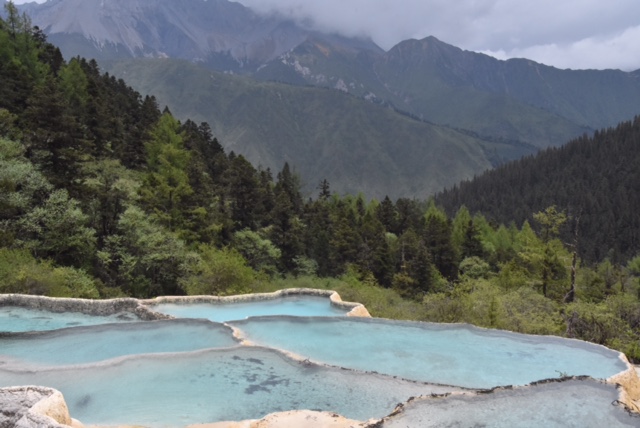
381, 379, 639, 428
0, 296, 634, 427
0, 305, 137, 332
230, 317, 628, 389
0, 346, 457, 427
150, 295, 350, 322
0, 319, 238, 367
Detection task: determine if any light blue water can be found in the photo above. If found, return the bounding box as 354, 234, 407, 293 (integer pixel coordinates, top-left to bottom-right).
0, 347, 454, 427
0, 306, 137, 332
0, 298, 634, 427
229, 317, 628, 389
0, 320, 238, 367
150, 295, 350, 322
382, 379, 639, 428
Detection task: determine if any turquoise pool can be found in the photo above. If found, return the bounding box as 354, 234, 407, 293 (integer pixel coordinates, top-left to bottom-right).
0, 346, 456, 426
149, 295, 350, 322
0, 305, 137, 332
229, 316, 628, 389
0, 319, 237, 368
381, 379, 639, 428
0, 294, 635, 427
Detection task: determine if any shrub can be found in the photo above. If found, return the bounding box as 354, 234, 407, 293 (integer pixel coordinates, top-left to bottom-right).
181, 245, 256, 296
0, 248, 99, 298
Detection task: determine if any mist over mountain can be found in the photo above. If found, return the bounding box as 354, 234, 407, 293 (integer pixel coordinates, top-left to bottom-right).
14, 0, 381, 68
17, 0, 640, 135
11, 0, 640, 197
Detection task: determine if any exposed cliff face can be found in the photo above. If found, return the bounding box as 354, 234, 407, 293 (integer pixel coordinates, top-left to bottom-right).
22, 0, 380, 69
29, 0, 296, 62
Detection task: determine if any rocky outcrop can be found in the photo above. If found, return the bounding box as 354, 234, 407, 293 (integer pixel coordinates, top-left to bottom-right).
0, 386, 73, 428
609, 363, 640, 413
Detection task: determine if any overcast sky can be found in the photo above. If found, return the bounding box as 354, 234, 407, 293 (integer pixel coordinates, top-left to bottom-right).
11, 0, 640, 71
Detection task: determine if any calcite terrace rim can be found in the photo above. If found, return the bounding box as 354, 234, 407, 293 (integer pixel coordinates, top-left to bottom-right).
0, 293, 169, 321
0, 288, 371, 321
232, 314, 632, 368
139, 288, 371, 317
1, 290, 639, 425
368, 376, 640, 427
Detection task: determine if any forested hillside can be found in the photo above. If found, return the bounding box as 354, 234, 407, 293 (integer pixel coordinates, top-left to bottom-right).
15, 0, 640, 199
435, 118, 640, 264
102, 57, 500, 199
1, 3, 639, 362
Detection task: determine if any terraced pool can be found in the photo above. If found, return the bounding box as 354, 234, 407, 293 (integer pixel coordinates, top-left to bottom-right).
0, 292, 637, 427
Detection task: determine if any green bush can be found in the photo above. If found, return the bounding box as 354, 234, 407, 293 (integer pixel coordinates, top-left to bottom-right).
497, 287, 562, 335
181, 245, 256, 296
0, 248, 99, 298
48, 266, 100, 299
565, 301, 629, 345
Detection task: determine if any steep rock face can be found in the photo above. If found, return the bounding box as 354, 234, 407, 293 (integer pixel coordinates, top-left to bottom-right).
25, 0, 300, 64
22, 0, 380, 70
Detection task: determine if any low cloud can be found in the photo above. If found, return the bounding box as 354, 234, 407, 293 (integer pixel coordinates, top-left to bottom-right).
483, 25, 640, 71
235, 0, 640, 71
11, 0, 640, 70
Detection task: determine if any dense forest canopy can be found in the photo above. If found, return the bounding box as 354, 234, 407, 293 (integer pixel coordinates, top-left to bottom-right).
0, 2, 639, 362
435, 118, 640, 264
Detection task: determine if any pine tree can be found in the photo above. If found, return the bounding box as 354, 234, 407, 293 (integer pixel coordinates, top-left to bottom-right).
357, 211, 394, 287
424, 201, 457, 280
226, 154, 262, 231
21, 75, 89, 193
376, 196, 398, 234
139, 113, 193, 232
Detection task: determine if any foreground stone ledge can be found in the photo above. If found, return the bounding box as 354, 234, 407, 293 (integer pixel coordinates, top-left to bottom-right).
371, 376, 640, 427
0, 385, 79, 428
609, 361, 640, 413
186, 410, 373, 428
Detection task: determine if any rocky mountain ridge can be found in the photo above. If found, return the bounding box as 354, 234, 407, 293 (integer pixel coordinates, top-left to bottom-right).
259, 35, 640, 145
8, 0, 640, 198
13, 0, 382, 68
18, 0, 640, 150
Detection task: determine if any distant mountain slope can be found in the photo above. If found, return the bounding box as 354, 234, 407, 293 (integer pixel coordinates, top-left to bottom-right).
378, 38, 640, 130
435, 116, 640, 263
263, 36, 640, 147
104, 58, 510, 199
17, 0, 640, 199
20, 0, 640, 150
